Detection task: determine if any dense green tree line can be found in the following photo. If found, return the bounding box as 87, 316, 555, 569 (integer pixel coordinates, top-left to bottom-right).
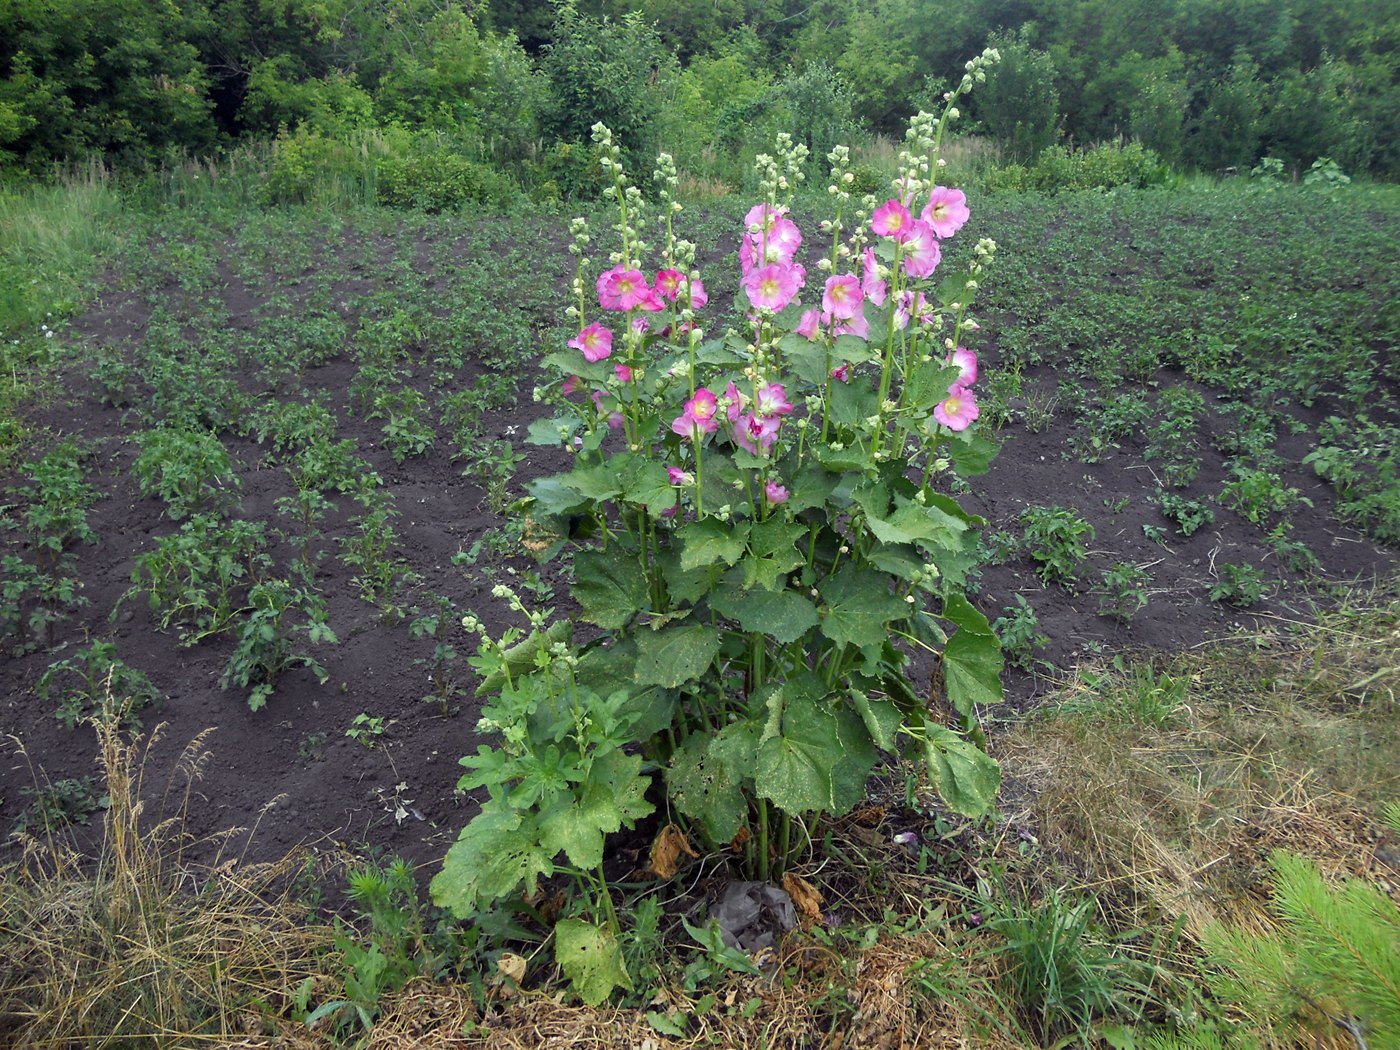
2, 0, 1396, 180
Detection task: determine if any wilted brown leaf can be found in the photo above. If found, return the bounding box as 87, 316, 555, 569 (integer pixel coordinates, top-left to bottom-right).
648, 823, 699, 879
782, 872, 824, 924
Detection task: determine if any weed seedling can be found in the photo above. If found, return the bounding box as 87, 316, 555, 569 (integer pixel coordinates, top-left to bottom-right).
1209, 563, 1267, 608
992, 595, 1050, 671
1021, 506, 1095, 586
1096, 562, 1151, 623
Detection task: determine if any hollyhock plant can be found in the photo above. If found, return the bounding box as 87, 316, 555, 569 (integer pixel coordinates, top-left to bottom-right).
679, 276, 707, 309
934, 385, 980, 431
654, 268, 682, 301
671, 387, 720, 439
862, 247, 887, 306
756, 383, 793, 418
732, 410, 782, 455
570, 322, 613, 363
438, 56, 1009, 977
922, 186, 970, 239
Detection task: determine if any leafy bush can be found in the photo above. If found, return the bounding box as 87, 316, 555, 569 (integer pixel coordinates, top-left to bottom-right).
986, 141, 1170, 193
132, 427, 238, 519
376, 150, 514, 212
433, 71, 1006, 1005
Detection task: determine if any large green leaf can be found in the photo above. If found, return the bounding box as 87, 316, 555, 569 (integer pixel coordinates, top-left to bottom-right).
526, 416, 580, 447
830, 706, 878, 815
740, 516, 806, 591
863, 501, 967, 550
677, 518, 748, 572
829, 378, 879, 429
784, 464, 839, 515
666, 733, 748, 842
657, 549, 710, 605
948, 429, 999, 476
430, 805, 554, 917
755, 692, 844, 815
922, 724, 1000, 817
573, 548, 648, 629
634, 623, 722, 689
709, 577, 818, 644
850, 688, 902, 752
902, 362, 962, 414
618, 455, 676, 517
819, 564, 907, 651
555, 919, 631, 1007
539, 751, 654, 869
941, 593, 1004, 722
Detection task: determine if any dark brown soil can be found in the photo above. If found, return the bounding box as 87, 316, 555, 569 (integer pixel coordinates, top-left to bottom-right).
1, 212, 1393, 886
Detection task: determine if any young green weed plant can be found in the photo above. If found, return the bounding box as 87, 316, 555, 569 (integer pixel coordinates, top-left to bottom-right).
1096, 562, 1152, 623
1020, 505, 1095, 587
992, 594, 1050, 672
432, 58, 1007, 1006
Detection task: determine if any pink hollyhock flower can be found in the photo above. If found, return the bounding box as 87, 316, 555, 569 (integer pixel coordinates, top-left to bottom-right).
732, 411, 782, 455
667, 466, 693, 485
607, 411, 624, 430
655, 268, 682, 301
902, 220, 942, 278
764, 479, 789, 504
948, 347, 977, 386
723, 381, 746, 425
830, 363, 851, 383
744, 202, 787, 232
570, 322, 613, 362
660, 504, 678, 519
597, 267, 652, 311
934, 386, 980, 432
561, 375, 582, 397
836, 310, 870, 340
671, 387, 721, 440
756, 383, 793, 417
872, 199, 914, 241
796, 308, 822, 340
679, 276, 708, 309
894, 291, 935, 330
823, 273, 864, 321
631, 318, 651, 335
743, 263, 802, 312
591, 390, 608, 413
862, 247, 886, 306
768, 217, 802, 260
614, 364, 633, 383
922, 186, 970, 239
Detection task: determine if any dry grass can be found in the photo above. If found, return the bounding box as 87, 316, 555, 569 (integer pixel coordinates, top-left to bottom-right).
1002, 589, 1400, 948
0, 712, 334, 1048
851, 134, 1004, 188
